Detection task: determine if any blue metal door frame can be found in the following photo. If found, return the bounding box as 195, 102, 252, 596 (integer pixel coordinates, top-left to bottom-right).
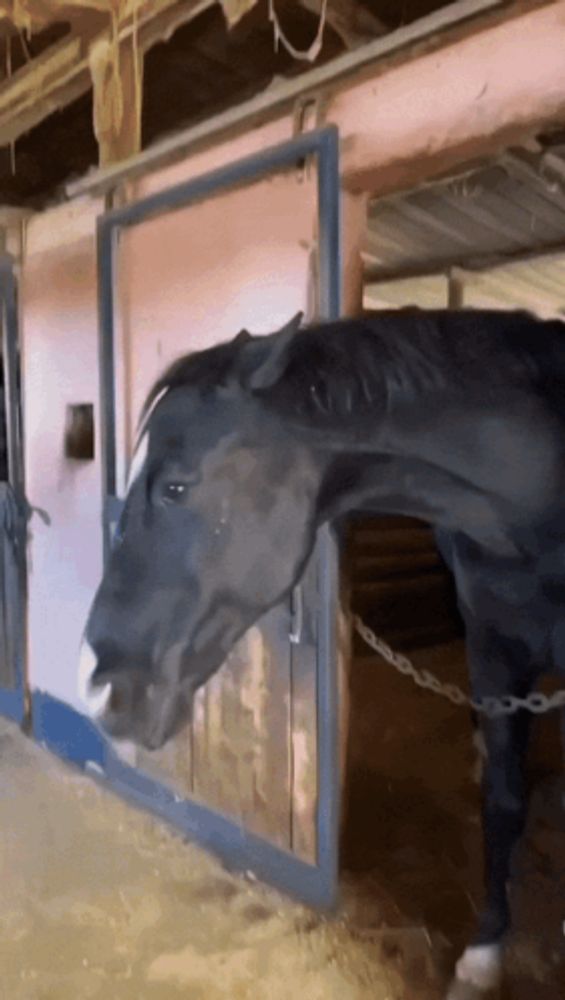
0, 255, 27, 724
96, 126, 342, 910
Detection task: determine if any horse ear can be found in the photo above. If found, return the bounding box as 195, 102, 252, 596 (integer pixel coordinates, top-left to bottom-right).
246, 311, 303, 391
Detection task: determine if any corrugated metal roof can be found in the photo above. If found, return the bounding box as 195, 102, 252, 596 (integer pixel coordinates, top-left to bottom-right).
365, 254, 565, 317
365, 147, 565, 277
364, 144, 565, 317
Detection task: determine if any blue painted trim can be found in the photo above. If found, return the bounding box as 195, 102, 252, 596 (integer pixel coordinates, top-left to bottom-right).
31, 691, 337, 910
314, 125, 341, 908
32, 690, 107, 769
100, 127, 340, 234
0, 684, 25, 723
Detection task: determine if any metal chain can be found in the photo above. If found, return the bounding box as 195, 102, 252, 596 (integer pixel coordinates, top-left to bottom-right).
353, 614, 565, 719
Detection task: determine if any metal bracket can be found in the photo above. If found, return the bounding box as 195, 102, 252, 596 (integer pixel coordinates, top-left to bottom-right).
292, 92, 328, 136
292, 93, 329, 182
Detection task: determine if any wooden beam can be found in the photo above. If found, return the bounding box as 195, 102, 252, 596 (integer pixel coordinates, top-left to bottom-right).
341, 189, 367, 315
0, 34, 86, 145
0, 0, 108, 31
0, 0, 215, 147
447, 268, 465, 308
67, 0, 505, 197
89, 29, 143, 165
0, 2, 143, 30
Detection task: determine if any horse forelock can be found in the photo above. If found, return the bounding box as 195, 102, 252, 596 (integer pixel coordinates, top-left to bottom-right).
134, 384, 170, 450
140, 336, 248, 424
128, 337, 253, 491
127, 385, 171, 493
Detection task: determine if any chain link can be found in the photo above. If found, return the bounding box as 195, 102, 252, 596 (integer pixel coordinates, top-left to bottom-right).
352, 614, 565, 718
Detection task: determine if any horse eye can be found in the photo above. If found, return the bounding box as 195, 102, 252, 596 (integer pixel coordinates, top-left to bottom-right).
162, 482, 188, 503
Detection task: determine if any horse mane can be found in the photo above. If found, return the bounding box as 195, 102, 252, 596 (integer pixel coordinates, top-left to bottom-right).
140, 336, 246, 425
140, 309, 565, 429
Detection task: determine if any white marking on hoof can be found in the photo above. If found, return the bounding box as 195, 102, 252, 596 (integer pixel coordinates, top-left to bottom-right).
78, 638, 111, 719
455, 944, 503, 992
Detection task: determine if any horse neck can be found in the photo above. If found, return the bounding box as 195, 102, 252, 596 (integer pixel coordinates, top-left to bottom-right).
316, 448, 455, 525
310, 377, 509, 535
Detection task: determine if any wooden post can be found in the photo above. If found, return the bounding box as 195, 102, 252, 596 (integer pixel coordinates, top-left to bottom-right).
342, 189, 368, 316
89, 28, 144, 167
448, 267, 465, 309
0, 207, 30, 263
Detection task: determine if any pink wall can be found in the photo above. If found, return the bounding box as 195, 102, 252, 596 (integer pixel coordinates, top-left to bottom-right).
335, 0, 565, 194
14, 0, 565, 740
21, 199, 104, 706
18, 0, 565, 718
120, 166, 318, 462
134, 119, 293, 200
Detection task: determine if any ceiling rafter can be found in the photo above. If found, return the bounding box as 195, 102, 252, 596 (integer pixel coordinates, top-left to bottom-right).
0, 0, 509, 203
0, 2, 140, 32
0, 0, 215, 150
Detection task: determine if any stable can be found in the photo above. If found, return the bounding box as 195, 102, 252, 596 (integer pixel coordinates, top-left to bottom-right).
0, 1, 564, 994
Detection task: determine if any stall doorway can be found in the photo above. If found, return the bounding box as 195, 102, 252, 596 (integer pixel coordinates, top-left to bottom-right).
337, 149, 565, 994
96, 127, 342, 912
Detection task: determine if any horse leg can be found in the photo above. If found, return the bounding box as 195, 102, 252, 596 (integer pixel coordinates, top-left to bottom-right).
470, 711, 488, 785
449, 638, 534, 997
561, 707, 565, 814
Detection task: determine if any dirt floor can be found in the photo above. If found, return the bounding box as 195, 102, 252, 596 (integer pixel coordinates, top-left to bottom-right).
1, 638, 564, 999
0, 714, 426, 1000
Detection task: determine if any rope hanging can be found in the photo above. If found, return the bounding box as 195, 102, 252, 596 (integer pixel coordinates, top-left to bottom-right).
88, 0, 144, 163
268, 0, 328, 63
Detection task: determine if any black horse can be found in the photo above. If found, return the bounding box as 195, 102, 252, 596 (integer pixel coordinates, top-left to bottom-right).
80, 309, 565, 997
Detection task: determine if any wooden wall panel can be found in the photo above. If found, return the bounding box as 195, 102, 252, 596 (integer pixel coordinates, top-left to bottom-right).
289, 537, 352, 863
136, 730, 193, 798
289, 552, 319, 862
191, 607, 292, 848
